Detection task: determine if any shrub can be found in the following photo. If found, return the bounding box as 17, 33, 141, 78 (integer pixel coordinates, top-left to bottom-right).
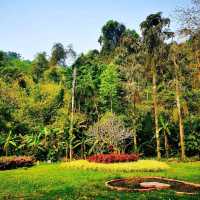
87, 153, 139, 163
0, 156, 35, 170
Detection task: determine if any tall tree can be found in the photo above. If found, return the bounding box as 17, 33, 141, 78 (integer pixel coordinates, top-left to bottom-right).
170, 43, 186, 160
140, 12, 173, 159
99, 20, 126, 53
68, 46, 77, 161
100, 64, 119, 112
32, 52, 49, 82
50, 43, 67, 67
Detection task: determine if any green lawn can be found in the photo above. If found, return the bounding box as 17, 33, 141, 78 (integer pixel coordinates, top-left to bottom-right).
0, 161, 200, 200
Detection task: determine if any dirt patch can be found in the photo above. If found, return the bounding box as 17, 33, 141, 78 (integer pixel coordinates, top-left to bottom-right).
105, 177, 200, 195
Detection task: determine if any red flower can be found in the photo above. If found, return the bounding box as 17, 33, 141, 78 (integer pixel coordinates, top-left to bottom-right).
87, 153, 139, 163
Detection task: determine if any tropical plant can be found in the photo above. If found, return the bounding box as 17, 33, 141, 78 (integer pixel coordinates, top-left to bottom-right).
159, 116, 171, 158
3, 131, 17, 156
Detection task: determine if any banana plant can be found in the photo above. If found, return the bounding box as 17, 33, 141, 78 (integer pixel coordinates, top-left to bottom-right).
3, 130, 17, 156
159, 116, 171, 158
23, 129, 46, 155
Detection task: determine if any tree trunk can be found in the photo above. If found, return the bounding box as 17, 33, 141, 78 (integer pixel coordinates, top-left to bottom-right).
152, 68, 161, 160
173, 57, 185, 160
133, 131, 137, 152
65, 147, 68, 161
164, 132, 169, 158
5, 147, 8, 157
110, 95, 113, 113
69, 66, 77, 161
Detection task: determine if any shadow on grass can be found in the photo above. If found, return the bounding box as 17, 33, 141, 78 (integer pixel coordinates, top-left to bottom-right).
1, 185, 200, 200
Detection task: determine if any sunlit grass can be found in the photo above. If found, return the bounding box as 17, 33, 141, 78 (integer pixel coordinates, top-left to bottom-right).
61, 159, 170, 172
0, 162, 200, 199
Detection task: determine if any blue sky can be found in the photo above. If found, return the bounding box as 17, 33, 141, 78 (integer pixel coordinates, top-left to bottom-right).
0, 0, 191, 60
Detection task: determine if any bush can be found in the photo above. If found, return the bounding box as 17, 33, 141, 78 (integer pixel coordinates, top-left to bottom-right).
0, 156, 35, 170
87, 153, 139, 163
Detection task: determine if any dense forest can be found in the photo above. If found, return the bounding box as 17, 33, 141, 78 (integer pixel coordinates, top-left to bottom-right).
0, 1, 199, 162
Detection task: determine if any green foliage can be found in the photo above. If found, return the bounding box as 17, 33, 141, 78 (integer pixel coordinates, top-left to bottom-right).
185, 115, 200, 156
140, 12, 173, 56
99, 20, 126, 52
100, 64, 120, 112
0, 9, 200, 160
49, 43, 67, 66
0, 66, 23, 82
32, 52, 49, 82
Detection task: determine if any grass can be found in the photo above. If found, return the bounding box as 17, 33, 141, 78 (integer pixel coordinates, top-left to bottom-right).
61, 160, 170, 172
0, 160, 199, 199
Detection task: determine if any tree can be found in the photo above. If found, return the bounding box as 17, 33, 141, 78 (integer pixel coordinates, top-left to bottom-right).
32, 52, 49, 82
50, 43, 67, 67
0, 51, 7, 67
99, 20, 126, 52
140, 12, 173, 159
69, 64, 76, 161
119, 29, 140, 54
176, 0, 200, 33
170, 43, 186, 160
68, 46, 77, 161
74, 50, 102, 119
100, 64, 120, 112
87, 112, 131, 154
0, 51, 21, 68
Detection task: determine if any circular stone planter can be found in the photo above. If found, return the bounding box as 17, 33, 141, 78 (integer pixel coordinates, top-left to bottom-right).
105, 177, 200, 195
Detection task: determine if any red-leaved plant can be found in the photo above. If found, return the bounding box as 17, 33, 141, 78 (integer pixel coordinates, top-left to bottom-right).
87, 153, 139, 163
0, 156, 35, 170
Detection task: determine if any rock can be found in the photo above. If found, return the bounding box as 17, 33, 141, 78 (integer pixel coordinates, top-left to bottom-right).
140, 182, 170, 189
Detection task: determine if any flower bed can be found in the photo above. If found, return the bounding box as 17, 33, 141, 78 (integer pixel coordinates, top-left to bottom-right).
61, 160, 169, 172
0, 156, 35, 170
87, 153, 139, 163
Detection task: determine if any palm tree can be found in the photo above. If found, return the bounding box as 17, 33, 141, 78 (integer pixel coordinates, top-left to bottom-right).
140, 12, 173, 159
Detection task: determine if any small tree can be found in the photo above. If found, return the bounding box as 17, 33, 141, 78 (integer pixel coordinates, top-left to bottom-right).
87, 112, 131, 154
